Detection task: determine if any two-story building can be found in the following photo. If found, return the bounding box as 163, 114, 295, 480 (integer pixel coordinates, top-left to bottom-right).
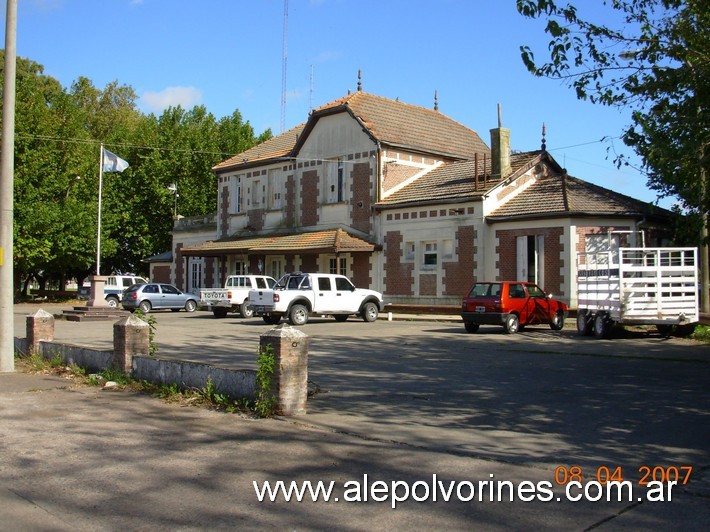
167, 87, 671, 308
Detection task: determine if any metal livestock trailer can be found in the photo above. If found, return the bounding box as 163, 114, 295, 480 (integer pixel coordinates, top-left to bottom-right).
576, 236, 699, 338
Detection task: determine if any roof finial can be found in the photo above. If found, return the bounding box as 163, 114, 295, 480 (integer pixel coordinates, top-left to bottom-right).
434, 89, 439, 111
357, 69, 362, 92
541, 122, 547, 152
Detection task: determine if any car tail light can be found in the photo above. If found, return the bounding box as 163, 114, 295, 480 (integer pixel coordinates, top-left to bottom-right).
227, 291, 233, 299
273, 293, 280, 303
129, 293, 137, 300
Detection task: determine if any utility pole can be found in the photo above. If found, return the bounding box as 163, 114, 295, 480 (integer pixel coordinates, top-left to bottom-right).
0, 0, 17, 373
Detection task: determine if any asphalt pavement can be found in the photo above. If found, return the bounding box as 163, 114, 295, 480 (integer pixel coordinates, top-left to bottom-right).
2, 302, 709, 530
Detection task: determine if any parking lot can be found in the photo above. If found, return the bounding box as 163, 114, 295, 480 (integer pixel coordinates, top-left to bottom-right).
8, 304, 710, 528
15, 305, 710, 472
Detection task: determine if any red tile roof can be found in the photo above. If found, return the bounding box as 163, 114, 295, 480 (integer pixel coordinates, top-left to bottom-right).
377, 151, 539, 207
487, 172, 670, 220
212, 123, 306, 172
309, 91, 490, 159
180, 228, 376, 257
212, 91, 490, 173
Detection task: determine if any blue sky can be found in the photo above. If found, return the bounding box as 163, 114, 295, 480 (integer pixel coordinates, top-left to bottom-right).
3, 0, 674, 208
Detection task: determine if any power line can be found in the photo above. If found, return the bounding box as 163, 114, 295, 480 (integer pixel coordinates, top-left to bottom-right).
15, 133, 238, 157
547, 135, 622, 151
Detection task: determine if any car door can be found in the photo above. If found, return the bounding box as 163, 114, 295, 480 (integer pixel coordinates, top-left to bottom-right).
314, 277, 338, 313
525, 283, 551, 324
159, 284, 181, 309
507, 283, 533, 324
334, 276, 360, 313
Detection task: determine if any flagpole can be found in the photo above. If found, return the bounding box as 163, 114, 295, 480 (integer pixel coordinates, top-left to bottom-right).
96, 143, 104, 275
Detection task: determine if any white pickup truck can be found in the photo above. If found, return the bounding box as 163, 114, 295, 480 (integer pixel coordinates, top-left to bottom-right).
248, 272, 384, 325
200, 275, 276, 318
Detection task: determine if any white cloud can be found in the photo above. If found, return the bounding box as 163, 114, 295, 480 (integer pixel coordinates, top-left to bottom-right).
311, 50, 340, 64
140, 86, 203, 113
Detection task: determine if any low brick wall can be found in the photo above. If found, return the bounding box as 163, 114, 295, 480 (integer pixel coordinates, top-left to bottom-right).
132, 356, 255, 398
15, 335, 256, 399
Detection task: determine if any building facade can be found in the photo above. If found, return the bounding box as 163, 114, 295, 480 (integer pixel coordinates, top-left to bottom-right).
172, 89, 671, 309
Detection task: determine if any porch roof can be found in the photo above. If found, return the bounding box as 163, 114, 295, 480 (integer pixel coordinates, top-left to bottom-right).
179, 228, 377, 257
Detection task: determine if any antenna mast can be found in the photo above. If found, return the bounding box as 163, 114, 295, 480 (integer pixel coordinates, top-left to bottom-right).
309, 64, 314, 112
280, 0, 288, 133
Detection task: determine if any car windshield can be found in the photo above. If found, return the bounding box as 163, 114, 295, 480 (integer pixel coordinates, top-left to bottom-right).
468, 283, 502, 297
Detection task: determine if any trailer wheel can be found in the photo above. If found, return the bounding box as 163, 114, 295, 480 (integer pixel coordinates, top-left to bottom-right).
576, 311, 593, 336
594, 313, 612, 339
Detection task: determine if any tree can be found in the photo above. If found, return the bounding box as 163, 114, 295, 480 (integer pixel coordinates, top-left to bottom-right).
517, 0, 709, 310
1, 52, 271, 296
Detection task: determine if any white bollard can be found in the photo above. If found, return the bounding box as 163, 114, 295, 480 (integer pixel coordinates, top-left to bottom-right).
388, 312, 393, 321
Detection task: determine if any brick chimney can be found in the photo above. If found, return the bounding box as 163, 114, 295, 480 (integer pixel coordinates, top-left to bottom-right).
490, 104, 511, 179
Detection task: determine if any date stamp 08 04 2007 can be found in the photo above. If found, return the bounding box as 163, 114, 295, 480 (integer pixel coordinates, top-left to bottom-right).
554, 465, 693, 486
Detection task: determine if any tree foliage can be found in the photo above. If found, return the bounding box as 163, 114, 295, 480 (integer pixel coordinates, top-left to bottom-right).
517, 0, 709, 216
1, 52, 270, 295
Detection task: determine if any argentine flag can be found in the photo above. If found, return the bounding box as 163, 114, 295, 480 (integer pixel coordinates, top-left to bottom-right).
102, 148, 130, 173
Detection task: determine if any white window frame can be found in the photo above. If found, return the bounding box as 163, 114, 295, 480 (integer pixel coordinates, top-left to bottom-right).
422, 241, 438, 269
328, 256, 348, 276
325, 158, 345, 204
268, 257, 283, 279
189, 258, 204, 294
268, 168, 285, 210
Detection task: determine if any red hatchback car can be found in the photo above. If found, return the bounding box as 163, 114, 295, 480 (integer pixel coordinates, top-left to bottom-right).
461, 281, 568, 334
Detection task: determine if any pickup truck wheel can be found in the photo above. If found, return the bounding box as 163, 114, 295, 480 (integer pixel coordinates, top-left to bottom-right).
138, 300, 152, 313
550, 311, 565, 331
263, 314, 281, 325
213, 307, 228, 319
184, 300, 197, 313
464, 322, 480, 333
333, 314, 349, 322
106, 296, 119, 308
289, 304, 309, 326
361, 302, 379, 322
504, 314, 520, 334
240, 300, 254, 318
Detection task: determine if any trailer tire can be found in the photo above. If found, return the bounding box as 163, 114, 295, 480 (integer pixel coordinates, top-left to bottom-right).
576, 311, 593, 336
594, 313, 612, 339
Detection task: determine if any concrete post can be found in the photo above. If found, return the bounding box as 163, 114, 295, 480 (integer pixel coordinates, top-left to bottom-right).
87, 275, 108, 307
113, 314, 149, 374
26, 308, 55, 354
259, 324, 308, 416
